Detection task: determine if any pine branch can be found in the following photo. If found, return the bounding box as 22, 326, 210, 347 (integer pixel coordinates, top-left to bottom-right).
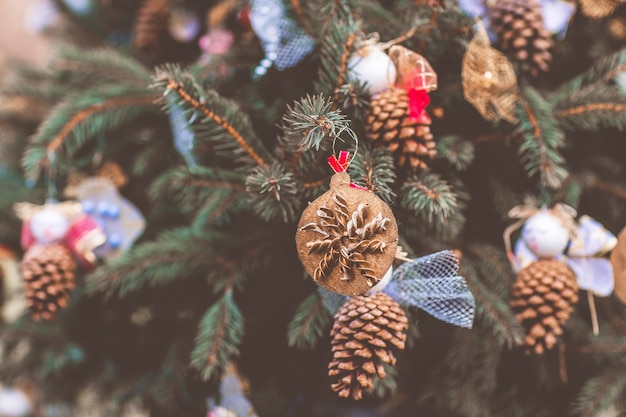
149, 166, 248, 226
435, 135, 475, 171
555, 86, 626, 132
287, 293, 332, 349
246, 163, 303, 223
347, 146, 396, 203
313, 0, 360, 99
572, 359, 626, 417
400, 172, 463, 227
550, 50, 626, 105
22, 86, 158, 181
462, 260, 525, 348
515, 87, 567, 190
191, 290, 244, 380
86, 227, 222, 296
465, 245, 516, 299
50, 45, 153, 88
152, 64, 272, 170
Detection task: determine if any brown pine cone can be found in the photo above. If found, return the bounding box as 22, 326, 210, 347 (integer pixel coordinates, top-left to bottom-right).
132, 0, 171, 55
510, 259, 579, 354
366, 88, 436, 171
21, 244, 77, 321
328, 292, 408, 400
488, 0, 553, 76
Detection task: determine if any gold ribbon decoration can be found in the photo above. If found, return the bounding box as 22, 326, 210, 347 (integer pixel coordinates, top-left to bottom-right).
461, 21, 519, 123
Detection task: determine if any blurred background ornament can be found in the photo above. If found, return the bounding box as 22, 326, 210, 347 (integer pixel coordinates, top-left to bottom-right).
462, 22, 519, 123
206, 363, 257, 417
199, 28, 235, 57
66, 166, 145, 261
0, 386, 33, 417
61, 0, 95, 16
249, 0, 315, 78
24, 0, 60, 33
168, 6, 201, 43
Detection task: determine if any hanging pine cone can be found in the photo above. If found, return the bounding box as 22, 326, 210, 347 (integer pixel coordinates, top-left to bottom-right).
510, 260, 579, 354
133, 0, 171, 55
21, 244, 77, 321
488, 0, 553, 76
365, 88, 436, 171
328, 292, 408, 400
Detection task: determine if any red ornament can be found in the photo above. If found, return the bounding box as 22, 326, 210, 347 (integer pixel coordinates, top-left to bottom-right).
238, 6, 251, 30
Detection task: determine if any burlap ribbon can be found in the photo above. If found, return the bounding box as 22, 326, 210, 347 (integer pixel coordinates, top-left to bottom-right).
462, 21, 519, 123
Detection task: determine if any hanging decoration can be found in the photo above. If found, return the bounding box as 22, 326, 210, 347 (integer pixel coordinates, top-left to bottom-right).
351, 30, 439, 171
295, 144, 474, 400
462, 22, 519, 123
15, 201, 105, 321
206, 363, 258, 417
249, 0, 315, 77
65, 163, 146, 261
505, 204, 617, 352
168, 6, 201, 43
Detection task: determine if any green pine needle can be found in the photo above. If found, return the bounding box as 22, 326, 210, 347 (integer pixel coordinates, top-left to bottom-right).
191, 291, 244, 380
287, 293, 332, 349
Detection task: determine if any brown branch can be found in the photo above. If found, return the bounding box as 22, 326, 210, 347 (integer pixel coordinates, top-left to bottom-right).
43, 95, 157, 169
332, 33, 357, 107
406, 179, 439, 200
303, 177, 330, 189
417, 2, 441, 54
557, 102, 626, 117
519, 97, 550, 185
165, 80, 268, 167
593, 178, 626, 200
177, 179, 246, 192
289, 0, 314, 36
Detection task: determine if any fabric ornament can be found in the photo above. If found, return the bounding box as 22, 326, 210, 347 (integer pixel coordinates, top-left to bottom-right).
65, 167, 146, 261
320, 249, 475, 399
505, 204, 617, 340
15, 201, 105, 320
249, 0, 315, 77
462, 23, 519, 123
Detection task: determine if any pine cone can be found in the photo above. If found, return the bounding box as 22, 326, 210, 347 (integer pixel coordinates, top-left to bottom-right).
21, 244, 77, 321
328, 292, 408, 400
365, 88, 436, 171
510, 260, 579, 354
133, 0, 171, 55
488, 0, 553, 76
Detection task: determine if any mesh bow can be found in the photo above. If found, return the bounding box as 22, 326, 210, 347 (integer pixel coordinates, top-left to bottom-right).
319, 250, 476, 329
249, 0, 314, 76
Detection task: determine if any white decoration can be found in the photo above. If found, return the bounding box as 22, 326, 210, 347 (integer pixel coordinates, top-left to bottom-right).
0, 388, 32, 417
62, 0, 93, 16
367, 265, 393, 294
30, 209, 69, 244
521, 211, 569, 258
24, 0, 61, 33
348, 47, 397, 95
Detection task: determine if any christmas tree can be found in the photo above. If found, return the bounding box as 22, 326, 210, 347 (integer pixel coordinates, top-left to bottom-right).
2, 0, 626, 416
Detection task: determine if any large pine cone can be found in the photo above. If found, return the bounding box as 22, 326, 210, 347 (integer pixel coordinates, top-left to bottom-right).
365, 88, 436, 171
328, 292, 408, 400
510, 260, 578, 354
488, 0, 553, 76
21, 244, 77, 321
